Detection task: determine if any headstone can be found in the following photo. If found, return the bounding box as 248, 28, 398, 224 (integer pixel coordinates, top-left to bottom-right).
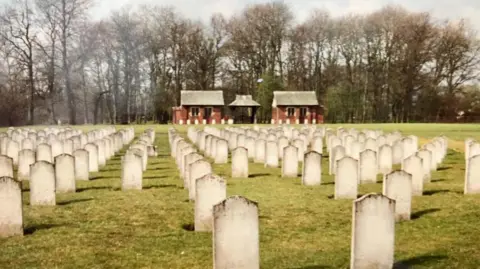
402, 155, 424, 196
73, 149, 89, 181
215, 139, 228, 164
63, 139, 74, 155
195, 174, 226, 232
21, 138, 35, 151
50, 140, 63, 159
329, 145, 346, 175
383, 171, 412, 221
293, 139, 305, 162
416, 150, 432, 183
282, 145, 298, 178
392, 140, 404, 165
364, 138, 377, 152
6, 140, 19, 165
37, 143, 53, 163
378, 145, 393, 175
30, 161, 56, 206
55, 154, 76, 193
184, 153, 203, 189
84, 143, 99, 172
121, 152, 143, 190
465, 154, 480, 194
254, 139, 266, 164
95, 140, 107, 167
18, 150, 35, 181
277, 136, 289, 159
189, 160, 212, 201
350, 194, 395, 269
232, 147, 249, 178
0, 155, 13, 178
359, 150, 377, 184
0, 177, 23, 237
311, 136, 323, 154
302, 151, 322, 186
335, 157, 359, 199
245, 137, 256, 159
213, 196, 259, 269
264, 141, 279, 168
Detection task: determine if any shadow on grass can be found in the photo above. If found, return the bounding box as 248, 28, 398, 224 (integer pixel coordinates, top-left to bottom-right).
290, 265, 332, 269
77, 186, 114, 192
411, 208, 441, 220
328, 194, 364, 199
181, 223, 195, 231
58, 198, 94, 206
322, 182, 335, 185
393, 254, 448, 268
89, 176, 118, 181
144, 184, 182, 190
98, 168, 121, 172
24, 224, 65, 235
423, 190, 450, 196
143, 176, 168, 180
249, 173, 270, 178
431, 179, 445, 183
437, 166, 452, 171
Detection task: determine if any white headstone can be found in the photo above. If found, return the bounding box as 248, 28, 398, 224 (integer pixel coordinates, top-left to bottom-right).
302, 151, 322, 186
350, 194, 395, 269
215, 139, 228, 164
254, 139, 266, 164
84, 143, 99, 173
383, 171, 412, 221
416, 150, 432, 183
378, 145, 393, 175
55, 154, 76, 193
311, 136, 323, 154
6, 140, 19, 165
359, 150, 378, 184
465, 154, 480, 194
36, 143, 52, 163
402, 155, 424, 196
330, 145, 346, 175
213, 196, 259, 269
232, 147, 249, 178
0, 177, 23, 237
195, 174, 226, 232
30, 161, 56, 206
335, 157, 359, 199
74, 149, 89, 181
121, 151, 143, 190
189, 160, 212, 201
264, 141, 279, 168
282, 145, 298, 178
0, 155, 13, 178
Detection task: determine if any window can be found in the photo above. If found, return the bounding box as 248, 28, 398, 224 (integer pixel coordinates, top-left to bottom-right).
287, 107, 295, 117
204, 107, 213, 118
191, 107, 200, 116
300, 107, 308, 117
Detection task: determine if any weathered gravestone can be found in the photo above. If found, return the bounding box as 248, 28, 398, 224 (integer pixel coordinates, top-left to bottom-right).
465, 154, 480, 194
50, 140, 64, 159
359, 150, 377, 184
213, 196, 259, 269
232, 147, 249, 178
55, 154, 76, 193
0, 177, 23, 237
254, 139, 266, 164
311, 136, 323, 154
84, 143, 99, 172
416, 150, 432, 183
329, 145, 346, 175
402, 155, 424, 196
264, 141, 279, 168
378, 145, 393, 175
95, 140, 107, 167
215, 139, 228, 164
383, 171, 412, 221
335, 157, 359, 199
282, 145, 298, 178
0, 155, 13, 178
189, 160, 212, 201
37, 143, 53, 163
245, 137, 256, 159
364, 138, 377, 152
293, 139, 305, 162
6, 140, 20, 165
73, 149, 89, 181
350, 194, 395, 269
121, 152, 143, 190
302, 151, 322, 186
18, 150, 35, 180
195, 174, 226, 232
392, 140, 404, 165
277, 136, 289, 159
63, 139, 74, 155
21, 138, 35, 151
30, 161, 56, 206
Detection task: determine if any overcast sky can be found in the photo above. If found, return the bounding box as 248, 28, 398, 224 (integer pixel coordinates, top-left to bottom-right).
86, 0, 480, 30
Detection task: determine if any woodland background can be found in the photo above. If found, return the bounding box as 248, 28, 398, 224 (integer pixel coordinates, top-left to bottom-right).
1, 0, 479, 126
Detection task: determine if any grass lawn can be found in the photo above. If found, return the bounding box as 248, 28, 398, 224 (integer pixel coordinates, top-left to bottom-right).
1, 123, 480, 268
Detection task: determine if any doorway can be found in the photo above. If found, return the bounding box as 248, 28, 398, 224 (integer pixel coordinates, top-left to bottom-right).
299, 107, 308, 123
204, 107, 213, 123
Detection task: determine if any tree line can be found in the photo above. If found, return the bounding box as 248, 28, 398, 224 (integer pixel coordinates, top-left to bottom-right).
0, 0, 479, 126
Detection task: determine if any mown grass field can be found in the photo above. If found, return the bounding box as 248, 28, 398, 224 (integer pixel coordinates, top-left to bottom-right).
1, 123, 480, 268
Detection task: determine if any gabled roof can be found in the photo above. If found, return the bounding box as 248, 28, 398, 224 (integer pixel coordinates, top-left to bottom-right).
272, 91, 319, 107
180, 91, 224, 106
228, 95, 260, 107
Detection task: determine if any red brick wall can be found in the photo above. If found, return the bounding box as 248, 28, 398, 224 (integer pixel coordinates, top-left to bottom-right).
172, 106, 222, 124
271, 106, 324, 124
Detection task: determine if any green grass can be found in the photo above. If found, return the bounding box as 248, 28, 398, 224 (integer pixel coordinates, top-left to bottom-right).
1, 123, 480, 268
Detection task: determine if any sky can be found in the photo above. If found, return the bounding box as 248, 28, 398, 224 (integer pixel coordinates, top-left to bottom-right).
87, 0, 480, 30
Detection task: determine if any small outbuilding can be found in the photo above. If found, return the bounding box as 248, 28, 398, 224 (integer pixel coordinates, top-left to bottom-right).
228, 95, 261, 124
172, 90, 224, 124
271, 91, 324, 124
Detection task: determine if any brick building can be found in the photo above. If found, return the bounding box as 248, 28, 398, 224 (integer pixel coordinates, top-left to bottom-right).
172, 91, 224, 124
271, 91, 324, 124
